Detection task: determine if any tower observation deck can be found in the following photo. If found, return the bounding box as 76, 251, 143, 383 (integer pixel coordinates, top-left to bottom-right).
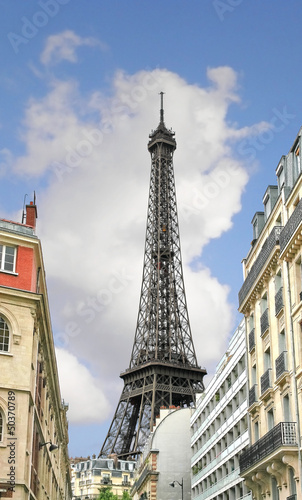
99, 94, 206, 458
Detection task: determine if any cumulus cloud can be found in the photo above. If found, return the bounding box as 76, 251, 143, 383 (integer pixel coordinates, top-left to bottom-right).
40, 30, 106, 66
55, 348, 111, 424
4, 66, 269, 419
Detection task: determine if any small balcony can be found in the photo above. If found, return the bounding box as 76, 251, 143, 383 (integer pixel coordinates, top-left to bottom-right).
101, 479, 112, 485
249, 328, 255, 351
275, 287, 284, 316
240, 422, 297, 473
260, 368, 272, 395
275, 351, 288, 380
248, 384, 258, 406
260, 308, 269, 336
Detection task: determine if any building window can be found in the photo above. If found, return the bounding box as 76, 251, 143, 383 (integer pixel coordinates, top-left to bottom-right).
0, 316, 10, 352
283, 394, 291, 422
267, 408, 274, 431
271, 477, 279, 500
254, 421, 259, 441
0, 409, 3, 442
279, 328, 286, 353
289, 467, 296, 497
0, 245, 16, 273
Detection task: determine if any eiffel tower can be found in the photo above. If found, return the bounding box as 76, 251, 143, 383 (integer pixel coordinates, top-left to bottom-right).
100, 94, 206, 458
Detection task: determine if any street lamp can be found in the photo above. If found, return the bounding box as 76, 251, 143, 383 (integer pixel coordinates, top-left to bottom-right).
39, 441, 59, 452
169, 478, 184, 500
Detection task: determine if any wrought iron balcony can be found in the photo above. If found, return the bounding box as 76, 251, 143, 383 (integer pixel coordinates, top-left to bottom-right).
239, 227, 283, 308
260, 308, 269, 336
275, 287, 284, 316
275, 351, 288, 379
240, 422, 297, 473
287, 495, 297, 500
248, 384, 258, 406
249, 328, 255, 351
260, 368, 272, 395
280, 198, 302, 255
101, 479, 112, 485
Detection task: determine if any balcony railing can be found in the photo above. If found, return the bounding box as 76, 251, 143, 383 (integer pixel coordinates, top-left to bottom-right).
287, 495, 297, 500
275, 351, 288, 379
239, 227, 283, 307
280, 198, 302, 254
260, 368, 272, 395
249, 384, 258, 406
240, 422, 297, 473
249, 328, 255, 351
193, 468, 241, 500
101, 479, 112, 485
260, 308, 269, 336
275, 287, 284, 316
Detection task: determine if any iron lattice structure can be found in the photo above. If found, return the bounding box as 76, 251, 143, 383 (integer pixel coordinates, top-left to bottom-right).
100, 96, 206, 458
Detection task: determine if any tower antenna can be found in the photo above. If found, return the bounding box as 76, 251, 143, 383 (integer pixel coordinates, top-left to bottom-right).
159, 91, 165, 124
21, 194, 28, 224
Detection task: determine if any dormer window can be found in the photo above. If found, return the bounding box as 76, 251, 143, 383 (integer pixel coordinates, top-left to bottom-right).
295, 144, 301, 173
0, 245, 16, 273
276, 159, 285, 193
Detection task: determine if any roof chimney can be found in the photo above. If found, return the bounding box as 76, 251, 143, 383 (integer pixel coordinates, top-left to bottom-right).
26, 201, 38, 229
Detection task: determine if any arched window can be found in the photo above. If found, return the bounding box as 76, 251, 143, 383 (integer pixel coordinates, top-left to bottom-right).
0, 316, 10, 352
0, 409, 3, 442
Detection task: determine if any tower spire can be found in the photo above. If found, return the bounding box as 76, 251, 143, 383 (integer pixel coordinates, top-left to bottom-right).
99, 100, 206, 459
159, 91, 164, 124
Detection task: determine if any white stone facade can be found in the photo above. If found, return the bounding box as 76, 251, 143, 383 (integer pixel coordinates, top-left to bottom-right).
191, 321, 251, 500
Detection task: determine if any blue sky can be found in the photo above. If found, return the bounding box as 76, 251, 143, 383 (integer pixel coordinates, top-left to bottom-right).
1, 0, 302, 457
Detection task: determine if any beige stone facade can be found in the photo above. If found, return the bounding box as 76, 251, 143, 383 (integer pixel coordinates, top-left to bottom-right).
0, 203, 71, 499
238, 129, 302, 499
71, 455, 134, 499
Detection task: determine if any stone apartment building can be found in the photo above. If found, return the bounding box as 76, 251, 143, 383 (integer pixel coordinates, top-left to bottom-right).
0, 200, 71, 499
238, 127, 302, 499
71, 455, 134, 499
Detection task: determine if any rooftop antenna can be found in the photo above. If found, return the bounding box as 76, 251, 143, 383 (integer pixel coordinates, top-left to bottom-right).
159, 91, 165, 124
21, 194, 28, 224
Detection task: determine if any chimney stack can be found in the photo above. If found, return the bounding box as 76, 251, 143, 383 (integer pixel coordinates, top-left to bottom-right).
26, 201, 38, 229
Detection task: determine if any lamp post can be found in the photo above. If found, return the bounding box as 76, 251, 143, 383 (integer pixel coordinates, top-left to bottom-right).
169, 478, 184, 500
39, 441, 59, 452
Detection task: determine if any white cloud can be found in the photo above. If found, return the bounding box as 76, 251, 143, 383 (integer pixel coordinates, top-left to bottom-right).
40, 30, 106, 66
5, 66, 268, 419
55, 348, 111, 424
